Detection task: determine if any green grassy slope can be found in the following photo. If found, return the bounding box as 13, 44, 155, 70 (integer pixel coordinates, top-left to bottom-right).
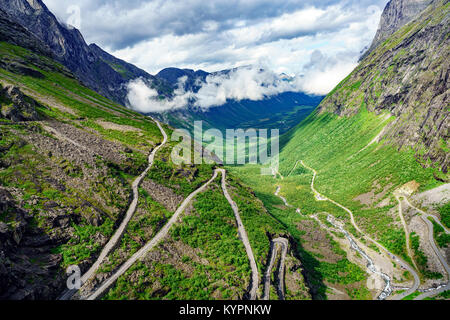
0, 39, 307, 300
228, 0, 449, 298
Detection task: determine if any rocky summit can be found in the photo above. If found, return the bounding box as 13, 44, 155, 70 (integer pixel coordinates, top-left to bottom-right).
362, 0, 434, 59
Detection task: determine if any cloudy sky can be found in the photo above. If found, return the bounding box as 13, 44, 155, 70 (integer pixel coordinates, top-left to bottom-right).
42, 0, 388, 96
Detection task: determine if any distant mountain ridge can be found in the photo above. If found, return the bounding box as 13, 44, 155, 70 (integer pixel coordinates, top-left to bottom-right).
1, 0, 321, 128
153, 66, 323, 134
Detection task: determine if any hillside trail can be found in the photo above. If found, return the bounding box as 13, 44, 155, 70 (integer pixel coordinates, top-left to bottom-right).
87, 169, 220, 300
261, 238, 289, 300
273, 160, 421, 300
414, 212, 450, 300
87, 169, 262, 300
218, 169, 260, 300
298, 160, 450, 300
394, 194, 420, 271
59, 117, 168, 300
403, 198, 450, 300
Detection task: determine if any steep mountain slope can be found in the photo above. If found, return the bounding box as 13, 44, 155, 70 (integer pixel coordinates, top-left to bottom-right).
0, 8, 51, 57
0, 0, 170, 105
277, 0, 449, 262
319, 0, 448, 174
362, 0, 434, 59
0, 21, 308, 300
154, 67, 323, 134
1, 0, 321, 132
231, 0, 449, 299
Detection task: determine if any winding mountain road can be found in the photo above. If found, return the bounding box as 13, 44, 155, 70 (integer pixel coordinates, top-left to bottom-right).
59, 118, 168, 301
404, 198, 450, 235
395, 195, 419, 271
287, 161, 421, 300
404, 199, 450, 300
219, 169, 260, 300
262, 238, 289, 300
87, 169, 220, 300
414, 213, 450, 300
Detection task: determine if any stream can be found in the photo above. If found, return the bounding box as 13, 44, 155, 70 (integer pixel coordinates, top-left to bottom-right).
326, 215, 393, 300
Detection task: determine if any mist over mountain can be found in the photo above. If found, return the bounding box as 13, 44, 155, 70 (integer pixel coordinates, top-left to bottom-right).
126, 65, 324, 134
127, 66, 318, 113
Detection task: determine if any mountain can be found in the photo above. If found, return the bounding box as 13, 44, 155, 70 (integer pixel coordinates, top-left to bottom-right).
0, 0, 321, 132
361, 0, 434, 59
319, 0, 448, 173
0, 8, 51, 58
154, 67, 323, 134
230, 0, 449, 300
1, 0, 448, 302
0, 0, 170, 105
0, 11, 305, 300
157, 67, 209, 92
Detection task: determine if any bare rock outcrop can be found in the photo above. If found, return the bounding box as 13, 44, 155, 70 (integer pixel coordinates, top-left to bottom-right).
0, 84, 41, 122
361, 0, 434, 59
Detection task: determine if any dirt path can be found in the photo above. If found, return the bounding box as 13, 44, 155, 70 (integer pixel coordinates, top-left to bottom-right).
287, 160, 300, 178
59, 118, 167, 300
86, 169, 220, 300
262, 238, 289, 300
348, 115, 392, 160
394, 195, 419, 271
404, 198, 450, 300
219, 169, 260, 300
296, 161, 421, 300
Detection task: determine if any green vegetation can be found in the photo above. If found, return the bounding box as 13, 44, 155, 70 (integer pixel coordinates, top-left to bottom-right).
146, 139, 214, 197
98, 188, 174, 274
380, 230, 410, 265
402, 291, 422, 300
105, 182, 253, 300
0, 42, 162, 146
346, 287, 372, 300
226, 176, 285, 272
277, 106, 439, 258
436, 202, 450, 228
228, 165, 370, 300
54, 218, 114, 268
428, 218, 450, 248
410, 232, 443, 280
0, 41, 168, 277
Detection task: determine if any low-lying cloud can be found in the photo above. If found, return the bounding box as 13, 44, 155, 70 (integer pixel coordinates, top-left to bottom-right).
126, 66, 315, 113
126, 50, 359, 113
299, 50, 358, 95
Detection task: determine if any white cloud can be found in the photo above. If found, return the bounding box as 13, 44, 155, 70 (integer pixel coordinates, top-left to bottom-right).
299, 52, 357, 95
126, 66, 317, 113
42, 0, 388, 98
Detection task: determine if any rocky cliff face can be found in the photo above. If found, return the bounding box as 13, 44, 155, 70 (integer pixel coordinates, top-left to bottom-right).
319, 0, 449, 174
362, 0, 434, 59
0, 0, 169, 105
0, 8, 51, 57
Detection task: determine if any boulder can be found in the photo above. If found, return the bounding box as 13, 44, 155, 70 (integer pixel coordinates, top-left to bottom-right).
0, 84, 41, 122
